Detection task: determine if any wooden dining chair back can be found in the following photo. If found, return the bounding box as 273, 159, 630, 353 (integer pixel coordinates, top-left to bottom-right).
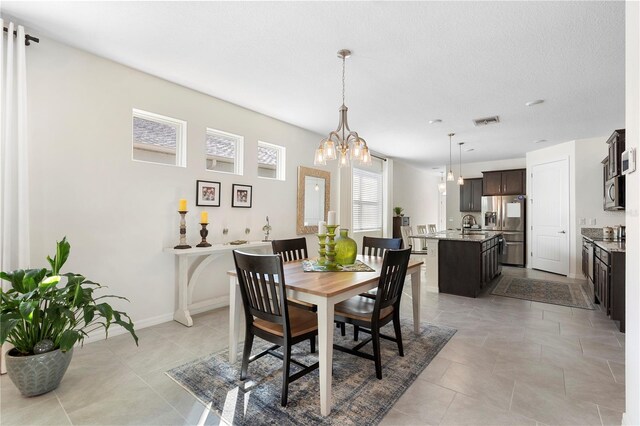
361, 236, 402, 257
232, 250, 319, 406
333, 248, 412, 379
416, 224, 427, 234
272, 237, 308, 262
373, 248, 412, 313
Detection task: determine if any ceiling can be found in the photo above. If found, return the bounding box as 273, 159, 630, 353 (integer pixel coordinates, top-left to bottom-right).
1, 1, 625, 169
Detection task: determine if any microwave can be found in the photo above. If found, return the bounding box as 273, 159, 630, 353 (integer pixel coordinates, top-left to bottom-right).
604, 176, 625, 210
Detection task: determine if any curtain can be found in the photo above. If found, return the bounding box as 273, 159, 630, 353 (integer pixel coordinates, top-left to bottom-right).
0, 20, 30, 273
0, 19, 30, 374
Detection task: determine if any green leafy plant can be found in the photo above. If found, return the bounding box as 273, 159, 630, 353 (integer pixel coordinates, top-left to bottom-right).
0, 237, 138, 355
393, 206, 404, 216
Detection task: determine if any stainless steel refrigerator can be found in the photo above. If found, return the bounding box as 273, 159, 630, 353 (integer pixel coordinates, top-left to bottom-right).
481, 195, 526, 266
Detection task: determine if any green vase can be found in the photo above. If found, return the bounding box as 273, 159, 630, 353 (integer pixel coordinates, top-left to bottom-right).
335, 228, 357, 265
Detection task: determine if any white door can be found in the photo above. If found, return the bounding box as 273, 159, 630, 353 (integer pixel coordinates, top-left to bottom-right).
530, 158, 570, 275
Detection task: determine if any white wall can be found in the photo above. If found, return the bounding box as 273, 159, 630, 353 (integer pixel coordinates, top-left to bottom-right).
25, 37, 338, 329
624, 1, 639, 424
392, 160, 440, 231
445, 158, 526, 229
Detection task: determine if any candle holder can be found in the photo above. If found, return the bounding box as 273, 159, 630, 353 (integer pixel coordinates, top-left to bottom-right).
324, 224, 339, 270
196, 223, 212, 247
174, 211, 192, 249
317, 233, 327, 265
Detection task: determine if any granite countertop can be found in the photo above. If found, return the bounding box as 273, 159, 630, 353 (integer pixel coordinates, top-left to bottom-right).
582, 235, 626, 253
417, 230, 503, 243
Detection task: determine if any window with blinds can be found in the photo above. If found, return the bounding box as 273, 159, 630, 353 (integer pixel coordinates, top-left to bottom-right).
352, 166, 383, 231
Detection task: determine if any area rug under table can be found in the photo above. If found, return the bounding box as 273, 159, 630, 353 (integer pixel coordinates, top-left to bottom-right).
166, 320, 456, 425
491, 275, 595, 309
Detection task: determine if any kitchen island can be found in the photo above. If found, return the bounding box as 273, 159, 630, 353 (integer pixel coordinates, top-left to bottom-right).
417, 231, 503, 297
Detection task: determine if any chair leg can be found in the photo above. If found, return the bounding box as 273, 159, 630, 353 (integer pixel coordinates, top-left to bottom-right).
340, 322, 346, 336
393, 312, 404, 357
372, 328, 382, 380
281, 343, 291, 407
354, 325, 360, 341
240, 331, 254, 380
310, 336, 316, 353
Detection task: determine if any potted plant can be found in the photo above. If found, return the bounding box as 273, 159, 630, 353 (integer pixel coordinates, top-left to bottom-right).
393, 206, 404, 217
0, 237, 138, 396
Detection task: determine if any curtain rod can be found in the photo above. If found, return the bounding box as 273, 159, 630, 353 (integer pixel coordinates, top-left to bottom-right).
3, 27, 39, 46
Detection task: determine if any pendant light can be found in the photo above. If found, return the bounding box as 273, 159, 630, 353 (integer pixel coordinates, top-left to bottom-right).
314, 49, 371, 167
457, 142, 465, 185
437, 172, 446, 193
446, 133, 455, 181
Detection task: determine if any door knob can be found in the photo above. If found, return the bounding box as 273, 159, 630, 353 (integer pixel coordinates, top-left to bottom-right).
558, 230, 566, 234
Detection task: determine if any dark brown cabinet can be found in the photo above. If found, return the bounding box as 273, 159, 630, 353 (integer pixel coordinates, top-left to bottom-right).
593, 244, 625, 332
606, 129, 625, 179
438, 235, 502, 298
459, 178, 483, 212
392, 216, 409, 239
482, 169, 526, 195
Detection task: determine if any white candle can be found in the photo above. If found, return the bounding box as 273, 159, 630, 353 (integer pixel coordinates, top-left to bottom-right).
318, 221, 326, 234
327, 211, 336, 225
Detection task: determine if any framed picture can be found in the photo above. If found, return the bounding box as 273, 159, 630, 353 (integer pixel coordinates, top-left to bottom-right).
232, 184, 252, 208
196, 180, 221, 207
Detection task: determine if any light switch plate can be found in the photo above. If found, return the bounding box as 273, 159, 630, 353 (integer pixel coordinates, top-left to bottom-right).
589, 218, 597, 225
579, 218, 586, 225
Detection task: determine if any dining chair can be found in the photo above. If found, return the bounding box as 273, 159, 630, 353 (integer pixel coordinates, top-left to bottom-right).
416, 224, 427, 234
361, 236, 403, 257
400, 225, 428, 253
272, 238, 345, 336
271, 237, 309, 262
333, 248, 412, 379
427, 224, 437, 234
233, 250, 319, 406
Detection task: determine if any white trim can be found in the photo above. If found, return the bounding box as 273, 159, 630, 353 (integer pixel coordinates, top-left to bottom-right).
188, 295, 229, 316
82, 312, 174, 344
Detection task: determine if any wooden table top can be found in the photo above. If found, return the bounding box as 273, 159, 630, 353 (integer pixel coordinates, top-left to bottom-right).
228, 254, 423, 298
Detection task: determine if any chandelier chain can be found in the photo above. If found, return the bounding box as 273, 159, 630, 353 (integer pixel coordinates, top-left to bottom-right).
342, 55, 346, 106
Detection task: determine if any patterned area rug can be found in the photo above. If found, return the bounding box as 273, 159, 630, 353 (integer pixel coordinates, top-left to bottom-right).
166, 320, 456, 425
492, 275, 595, 309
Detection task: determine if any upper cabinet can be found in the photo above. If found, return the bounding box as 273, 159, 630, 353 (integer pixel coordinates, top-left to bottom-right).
460, 178, 483, 212
482, 169, 526, 195
606, 129, 625, 180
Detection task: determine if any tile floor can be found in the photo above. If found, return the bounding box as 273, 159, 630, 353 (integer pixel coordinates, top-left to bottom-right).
0, 267, 625, 425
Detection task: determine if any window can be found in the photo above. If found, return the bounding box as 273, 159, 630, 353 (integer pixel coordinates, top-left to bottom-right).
132, 109, 186, 167
352, 166, 383, 232
205, 128, 244, 175
257, 141, 286, 180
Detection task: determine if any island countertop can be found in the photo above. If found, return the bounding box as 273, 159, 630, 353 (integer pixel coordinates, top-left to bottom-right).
413, 230, 503, 243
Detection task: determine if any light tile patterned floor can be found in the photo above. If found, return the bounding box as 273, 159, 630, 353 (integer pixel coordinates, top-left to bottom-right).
0, 267, 625, 425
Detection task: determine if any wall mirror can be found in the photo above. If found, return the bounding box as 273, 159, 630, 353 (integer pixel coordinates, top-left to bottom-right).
297, 166, 331, 234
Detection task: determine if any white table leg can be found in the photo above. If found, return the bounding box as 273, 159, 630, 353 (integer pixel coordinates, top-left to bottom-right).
174, 256, 193, 327
411, 268, 421, 333
316, 297, 334, 416
228, 276, 243, 363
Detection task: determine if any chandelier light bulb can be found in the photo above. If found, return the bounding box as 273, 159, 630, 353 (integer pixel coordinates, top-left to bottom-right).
339, 149, 350, 167
314, 146, 326, 165
323, 139, 337, 160
361, 146, 372, 165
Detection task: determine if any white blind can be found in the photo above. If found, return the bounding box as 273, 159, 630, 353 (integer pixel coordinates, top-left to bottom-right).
352, 166, 383, 231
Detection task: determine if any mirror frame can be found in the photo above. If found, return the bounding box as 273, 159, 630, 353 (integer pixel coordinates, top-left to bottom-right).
297, 166, 331, 234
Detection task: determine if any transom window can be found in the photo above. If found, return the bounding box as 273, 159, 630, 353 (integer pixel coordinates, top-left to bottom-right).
258, 141, 285, 180
206, 128, 244, 175
132, 109, 186, 167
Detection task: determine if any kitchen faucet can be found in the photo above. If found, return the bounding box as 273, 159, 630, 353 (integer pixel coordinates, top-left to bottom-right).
461, 214, 477, 234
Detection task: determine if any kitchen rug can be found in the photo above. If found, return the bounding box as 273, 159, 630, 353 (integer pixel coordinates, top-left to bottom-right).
492, 275, 595, 309
166, 320, 456, 425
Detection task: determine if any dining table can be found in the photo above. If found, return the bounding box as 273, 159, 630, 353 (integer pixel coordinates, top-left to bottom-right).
227, 254, 424, 416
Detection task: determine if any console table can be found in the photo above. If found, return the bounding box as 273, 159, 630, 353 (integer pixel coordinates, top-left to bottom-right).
164, 242, 272, 326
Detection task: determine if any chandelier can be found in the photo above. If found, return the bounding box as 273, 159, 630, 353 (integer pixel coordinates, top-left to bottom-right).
314, 49, 371, 167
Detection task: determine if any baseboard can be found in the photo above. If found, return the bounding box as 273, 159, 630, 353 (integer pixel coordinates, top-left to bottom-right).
426, 285, 439, 293
188, 296, 230, 316
82, 311, 174, 344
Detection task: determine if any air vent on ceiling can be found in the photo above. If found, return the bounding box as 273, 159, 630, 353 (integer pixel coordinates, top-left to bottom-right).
473, 116, 500, 127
